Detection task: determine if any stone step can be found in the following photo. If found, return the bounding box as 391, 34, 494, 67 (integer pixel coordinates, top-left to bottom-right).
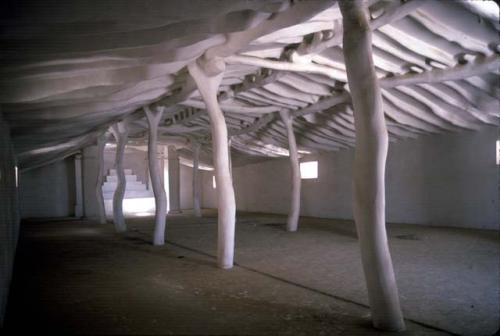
102, 181, 148, 192
106, 175, 137, 182
109, 169, 132, 176
103, 190, 154, 200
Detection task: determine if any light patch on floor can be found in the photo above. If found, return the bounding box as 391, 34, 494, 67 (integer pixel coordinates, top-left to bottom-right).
104, 197, 156, 217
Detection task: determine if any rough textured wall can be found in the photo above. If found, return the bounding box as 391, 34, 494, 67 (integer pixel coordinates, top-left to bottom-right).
180, 164, 195, 210
18, 157, 76, 218
217, 128, 499, 230
0, 112, 20, 326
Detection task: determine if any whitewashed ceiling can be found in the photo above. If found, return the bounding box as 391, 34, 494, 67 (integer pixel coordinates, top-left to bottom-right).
1, 0, 498, 170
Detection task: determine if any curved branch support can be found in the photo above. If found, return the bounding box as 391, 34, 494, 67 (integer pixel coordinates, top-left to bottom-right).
339, 0, 405, 331
110, 120, 130, 233
381, 54, 500, 88
226, 54, 347, 81
228, 136, 233, 178
279, 110, 301, 232
95, 132, 107, 224
192, 141, 202, 218
145, 106, 168, 245
188, 58, 236, 269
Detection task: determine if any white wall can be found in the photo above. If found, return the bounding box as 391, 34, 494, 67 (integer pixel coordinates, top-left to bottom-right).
18, 157, 76, 218
82, 145, 99, 219
384, 128, 498, 229
202, 170, 217, 210
0, 112, 20, 325
180, 164, 195, 210
203, 127, 499, 230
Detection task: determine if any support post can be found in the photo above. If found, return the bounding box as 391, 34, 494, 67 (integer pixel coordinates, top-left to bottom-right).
110, 120, 129, 233
339, 0, 405, 331
74, 152, 83, 218
188, 58, 236, 269
145, 157, 150, 191
279, 110, 301, 232
192, 141, 202, 217
167, 145, 182, 214
95, 133, 107, 224
145, 106, 168, 245
228, 136, 233, 178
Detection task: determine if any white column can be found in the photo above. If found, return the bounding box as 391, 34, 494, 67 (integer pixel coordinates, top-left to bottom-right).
228, 136, 233, 178
279, 110, 301, 232
145, 157, 150, 191
110, 120, 129, 233
95, 133, 107, 224
168, 145, 182, 214
160, 146, 165, 187
339, 0, 405, 331
145, 106, 168, 245
74, 152, 84, 218
192, 141, 202, 217
188, 58, 236, 269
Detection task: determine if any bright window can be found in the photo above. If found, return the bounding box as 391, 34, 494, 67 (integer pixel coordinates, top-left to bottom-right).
300, 161, 318, 179
212, 175, 217, 188
496, 140, 500, 165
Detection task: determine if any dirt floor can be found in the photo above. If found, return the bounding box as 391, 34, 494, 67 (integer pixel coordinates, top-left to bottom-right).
3, 210, 499, 335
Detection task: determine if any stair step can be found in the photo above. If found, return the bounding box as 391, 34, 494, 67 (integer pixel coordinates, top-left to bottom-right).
109, 169, 132, 176
102, 181, 148, 192
106, 175, 137, 182
103, 190, 154, 200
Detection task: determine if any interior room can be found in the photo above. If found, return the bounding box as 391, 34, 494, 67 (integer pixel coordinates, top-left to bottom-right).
0, 1, 498, 335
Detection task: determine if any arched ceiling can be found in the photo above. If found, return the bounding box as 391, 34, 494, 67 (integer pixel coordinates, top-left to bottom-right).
1, 0, 499, 170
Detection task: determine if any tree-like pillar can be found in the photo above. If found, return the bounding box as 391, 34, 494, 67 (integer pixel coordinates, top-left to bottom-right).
339, 0, 405, 331
228, 136, 233, 178
145, 157, 151, 191
167, 145, 182, 214
110, 120, 129, 233
279, 110, 301, 232
188, 58, 236, 269
192, 141, 202, 217
95, 133, 107, 224
145, 106, 168, 245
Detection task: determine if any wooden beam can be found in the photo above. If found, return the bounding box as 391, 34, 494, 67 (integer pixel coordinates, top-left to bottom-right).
381, 54, 500, 87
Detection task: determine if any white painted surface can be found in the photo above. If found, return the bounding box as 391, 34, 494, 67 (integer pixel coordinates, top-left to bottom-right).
203, 127, 499, 230
189, 59, 236, 269
168, 146, 181, 213
19, 158, 76, 218
104, 149, 148, 185
83, 145, 100, 219
180, 164, 195, 210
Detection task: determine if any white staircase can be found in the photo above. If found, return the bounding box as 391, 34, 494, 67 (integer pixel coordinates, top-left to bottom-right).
103, 169, 153, 200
